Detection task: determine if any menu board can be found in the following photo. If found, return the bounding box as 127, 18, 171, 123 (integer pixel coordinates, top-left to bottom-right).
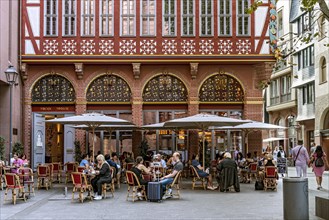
277, 158, 287, 174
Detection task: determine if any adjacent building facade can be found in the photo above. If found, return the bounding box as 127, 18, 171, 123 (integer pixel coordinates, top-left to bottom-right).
21, 0, 276, 167
0, 0, 22, 162
266, 0, 329, 157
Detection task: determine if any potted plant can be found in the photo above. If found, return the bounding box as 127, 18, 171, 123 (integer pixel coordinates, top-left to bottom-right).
13, 142, 24, 156
74, 141, 82, 163
0, 136, 5, 161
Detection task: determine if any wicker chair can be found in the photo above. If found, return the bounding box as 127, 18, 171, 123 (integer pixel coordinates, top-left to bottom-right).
125, 171, 147, 202
37, 165, 51, 190
65, 162, 77, 184
102, 165, 115, 199
263, 166, 278, 191
71, 172, 92, 203
167, 170, 182, 199
4, 173, 26, 205
190, 165, 206, 190
51, 162, 62, 183
18, 167, 35, 196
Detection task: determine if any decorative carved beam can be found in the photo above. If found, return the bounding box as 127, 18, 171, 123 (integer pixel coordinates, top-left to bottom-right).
74, 63, 83, 80
190, 63, 198, 79
20, 63, 28, 81
132, 63, 141, 79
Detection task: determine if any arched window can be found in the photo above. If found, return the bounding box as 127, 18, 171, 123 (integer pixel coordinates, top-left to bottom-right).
199, 73, 244, 102
86, 74, 131, 102
31, 74, 75, 102
320, 57, 327, 83
143, 74, 188, 102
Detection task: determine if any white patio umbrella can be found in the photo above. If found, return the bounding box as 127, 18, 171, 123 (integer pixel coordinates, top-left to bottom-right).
214, 121, 287, 153
164, 113, 249, 169
263, 137, 287, 142
47, 113, 134, 161
73, 124, 138, 154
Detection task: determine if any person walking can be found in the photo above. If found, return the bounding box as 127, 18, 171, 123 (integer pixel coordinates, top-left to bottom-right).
310, 146, 329, 190
309, 142, 317, 156
292, 140, 310, 177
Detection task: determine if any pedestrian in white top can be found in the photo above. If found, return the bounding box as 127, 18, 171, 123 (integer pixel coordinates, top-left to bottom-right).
292, 140, 310, 177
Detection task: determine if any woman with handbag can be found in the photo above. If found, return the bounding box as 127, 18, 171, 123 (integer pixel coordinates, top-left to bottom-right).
310, 146, 329, 190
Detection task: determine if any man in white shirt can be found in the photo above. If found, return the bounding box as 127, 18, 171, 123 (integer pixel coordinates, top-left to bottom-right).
292, 140, 310, 177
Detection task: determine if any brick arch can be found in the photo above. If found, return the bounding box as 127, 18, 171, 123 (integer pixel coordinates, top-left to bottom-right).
28, 72, 77, 103
85, 73, 132, 103
142, 73, 189, 102
198, 72, 245, 103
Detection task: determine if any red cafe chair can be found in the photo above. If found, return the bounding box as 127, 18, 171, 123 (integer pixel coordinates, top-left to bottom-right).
4, 173, 26, 205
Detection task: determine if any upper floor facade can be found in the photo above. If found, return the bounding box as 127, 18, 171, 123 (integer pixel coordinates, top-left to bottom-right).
22, 0, 276, 62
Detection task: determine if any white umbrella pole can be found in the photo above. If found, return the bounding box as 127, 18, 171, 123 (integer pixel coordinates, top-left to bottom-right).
202, 130, 205, 171
92, 127, 95, 164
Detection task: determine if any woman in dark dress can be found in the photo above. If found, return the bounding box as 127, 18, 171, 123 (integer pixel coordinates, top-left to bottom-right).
131, 156, 152, 199
91, 154, 112, 200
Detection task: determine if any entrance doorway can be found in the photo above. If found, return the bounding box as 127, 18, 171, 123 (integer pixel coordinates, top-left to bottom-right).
32, 113, 75, 169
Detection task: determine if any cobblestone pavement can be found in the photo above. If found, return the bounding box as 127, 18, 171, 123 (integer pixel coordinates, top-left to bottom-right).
1, 167, 328, 220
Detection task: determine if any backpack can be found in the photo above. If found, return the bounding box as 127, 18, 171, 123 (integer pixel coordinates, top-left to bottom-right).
255, 180, 264, 190
315, 157, 324, 167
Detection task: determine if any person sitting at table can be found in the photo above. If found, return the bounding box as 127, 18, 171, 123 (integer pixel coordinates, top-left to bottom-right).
105, 154, 118, 175
12, 154, 24, 173
157, 154, 167, 169
79, 154, 90, 169
259, 154, 278, 181
91, 154, 112, 200
160, 152, 183, 199
111, 152, 122, 185
131, 156, 152, 199
21, 154, 29, 167
191, 154, 215, 190
125, 152, 135, 163
217, 152, 240, 192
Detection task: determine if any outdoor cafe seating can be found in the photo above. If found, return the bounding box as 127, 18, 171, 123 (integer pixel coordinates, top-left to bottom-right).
125, 171, 147, 202
263, 166, 278, 191
190, 165, 206, 190
17, 167, 35, 196
4, 173, 27, 205
166, 170, 182, 199
101, 166, 115, 199
51, 162, 62, 183
71, 172, 93, 203
65, 162, 78, 184
37, 165, 51, 190
248, 163, 258, 181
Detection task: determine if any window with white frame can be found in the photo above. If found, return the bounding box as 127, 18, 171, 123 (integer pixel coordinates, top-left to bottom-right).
63, 0, 76, 36
237, 0, 250, 36
44, 0, 57, 36
218, 0, 231, 36
163, 0, 176, 36
302, 83, 314, 104
81, 0, 95, 36
277, 9, 283, 38
200, 0, 213, 36
297, 12, 311, 36
141, 0, 156, 36
181, 0, 194, 36
121, 0, 136, 36
100, 0, 114, 36
320, 57, 327, 83
297, 45, 314, 70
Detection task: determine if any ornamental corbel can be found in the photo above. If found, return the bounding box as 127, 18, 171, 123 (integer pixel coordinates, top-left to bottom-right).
20, 63, 28, 81
132, 63, 141, 79
74, 63, 83, 80
190, 63, 198, 79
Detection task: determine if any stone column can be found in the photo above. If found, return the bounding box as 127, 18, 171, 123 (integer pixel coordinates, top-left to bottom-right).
75, 97, 87, 153
132, 97, 143, 157
23, 98, 32, 160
